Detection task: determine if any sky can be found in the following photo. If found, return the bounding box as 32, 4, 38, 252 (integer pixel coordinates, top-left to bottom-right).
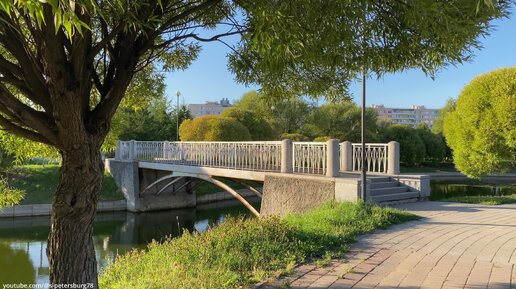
165, 13, 516, 110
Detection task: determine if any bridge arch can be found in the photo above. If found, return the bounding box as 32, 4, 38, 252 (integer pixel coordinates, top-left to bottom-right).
141, 173, 261, 217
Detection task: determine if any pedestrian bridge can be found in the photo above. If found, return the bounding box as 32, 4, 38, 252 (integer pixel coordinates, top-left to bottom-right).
107, 140, 430, 216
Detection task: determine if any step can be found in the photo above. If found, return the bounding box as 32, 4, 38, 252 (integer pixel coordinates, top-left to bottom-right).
370, 191, 420, 203
370, 186, 409, 196
370, 181, 399, 189
369, 177, 392, 183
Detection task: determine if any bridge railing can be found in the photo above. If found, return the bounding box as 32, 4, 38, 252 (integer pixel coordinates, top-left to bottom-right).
293, 142, 327, 175
117, 141, 283, 172
339, 141, 400, 174
115, 140, 400, 176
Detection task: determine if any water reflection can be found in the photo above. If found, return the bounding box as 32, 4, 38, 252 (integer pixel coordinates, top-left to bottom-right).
0, 198, 260, 285
430, 181, 516, 200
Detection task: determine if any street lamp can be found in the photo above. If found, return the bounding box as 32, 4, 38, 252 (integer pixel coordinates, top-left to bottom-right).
176, 90, 181, 141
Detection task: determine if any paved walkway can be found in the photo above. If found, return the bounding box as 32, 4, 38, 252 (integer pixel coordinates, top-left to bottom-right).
259, 202, 516, 289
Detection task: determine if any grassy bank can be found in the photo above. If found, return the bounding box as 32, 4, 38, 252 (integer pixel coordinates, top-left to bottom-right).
100, 202, 418, 289
7, 165, 124, 204
439, 195, 516, 205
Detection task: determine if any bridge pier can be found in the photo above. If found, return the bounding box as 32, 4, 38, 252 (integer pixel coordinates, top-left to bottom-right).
106, 160, 196, 212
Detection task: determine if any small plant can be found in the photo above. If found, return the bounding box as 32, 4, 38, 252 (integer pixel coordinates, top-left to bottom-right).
0, 178, 24, 208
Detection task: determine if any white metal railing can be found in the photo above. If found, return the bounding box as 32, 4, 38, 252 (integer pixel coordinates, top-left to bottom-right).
293, 142, 327, 175
350, 143, 388, 174
115, 140, 396, 175
117, 141, 282, 172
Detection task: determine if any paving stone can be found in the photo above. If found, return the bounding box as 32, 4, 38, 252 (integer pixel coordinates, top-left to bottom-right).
260, 202, 516, 289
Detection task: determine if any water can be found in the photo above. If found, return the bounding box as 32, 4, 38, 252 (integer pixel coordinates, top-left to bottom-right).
430, 180, 516, 200
0, 198, 260, 285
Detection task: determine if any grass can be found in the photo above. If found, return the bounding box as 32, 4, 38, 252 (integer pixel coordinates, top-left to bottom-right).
6, 164, 124, 204
439, 195, 516, 205
99, 201, 418, 289
400, 163, 457, 173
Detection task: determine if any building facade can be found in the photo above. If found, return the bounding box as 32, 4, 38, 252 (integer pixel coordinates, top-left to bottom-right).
187, 98, 232, 118
371, 104, 439, 128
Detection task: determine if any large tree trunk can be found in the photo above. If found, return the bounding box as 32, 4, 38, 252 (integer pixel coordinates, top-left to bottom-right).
47, 142, 104, 288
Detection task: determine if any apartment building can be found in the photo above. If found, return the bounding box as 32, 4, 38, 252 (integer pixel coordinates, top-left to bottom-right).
187, 98, 232, 118
371, 104, 439, 128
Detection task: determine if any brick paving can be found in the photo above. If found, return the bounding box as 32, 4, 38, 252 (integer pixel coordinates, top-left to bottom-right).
258, 202, 516, 289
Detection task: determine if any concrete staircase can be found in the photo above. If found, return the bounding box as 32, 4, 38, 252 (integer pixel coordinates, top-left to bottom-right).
368, 176, 420, 204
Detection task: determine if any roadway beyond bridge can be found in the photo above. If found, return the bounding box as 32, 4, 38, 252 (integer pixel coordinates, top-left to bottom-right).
106, 140, 430, 216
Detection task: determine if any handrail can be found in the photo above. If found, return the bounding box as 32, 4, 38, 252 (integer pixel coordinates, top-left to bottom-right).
115, 140, 396, 175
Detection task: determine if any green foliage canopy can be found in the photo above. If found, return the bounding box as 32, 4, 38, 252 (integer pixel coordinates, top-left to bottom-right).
416, 126, 446, 164
179, 115, 251, 141
221, 108, 275, 140
444, 67, 516, 177
304, 101, 379, 142
382, 124, 426, 166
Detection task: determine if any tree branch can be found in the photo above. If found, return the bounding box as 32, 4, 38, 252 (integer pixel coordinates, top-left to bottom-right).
0, 114, 54, 145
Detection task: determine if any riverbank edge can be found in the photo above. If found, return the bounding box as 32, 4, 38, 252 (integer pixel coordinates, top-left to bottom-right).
0, 189, 257, 218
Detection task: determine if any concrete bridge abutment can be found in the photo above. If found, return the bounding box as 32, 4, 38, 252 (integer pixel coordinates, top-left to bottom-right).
105, 159, 196, 212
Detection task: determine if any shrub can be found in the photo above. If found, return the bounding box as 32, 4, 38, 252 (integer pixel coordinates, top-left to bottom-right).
443, 67, 516, 177
382, 124, 425, 166
179, 115, 252, 141
313, 136, 331, 142
280, 133, 309, 141
416, 127, 446, 164
221, 108, 276, 140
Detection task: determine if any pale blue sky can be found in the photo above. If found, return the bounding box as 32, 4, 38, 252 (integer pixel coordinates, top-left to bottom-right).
165, 14, 516, 109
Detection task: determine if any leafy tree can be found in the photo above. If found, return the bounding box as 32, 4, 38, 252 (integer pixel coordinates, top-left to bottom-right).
382, 124, 425, 166
221, 107, 275, 140
432, 98, 457, 135
416, 126, 446, 164
304, 101, 379, 142
443, 67, 516, 177
180, 115, 251, 141
280, 133, 310, 142
233, 91, 312, 134
0, 0, 508, 285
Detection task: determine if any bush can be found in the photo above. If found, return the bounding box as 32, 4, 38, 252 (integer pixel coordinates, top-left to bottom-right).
443, 67, 516, 177
313, 136, 331, 142
416, 127, 446, 164
382, 124, 425, 166
280, 133, 309, 141
221, 108, 276, 140
180, 115, 252, 141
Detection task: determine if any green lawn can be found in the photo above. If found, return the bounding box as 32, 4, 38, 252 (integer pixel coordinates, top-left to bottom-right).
400, 164, 457, 173
439, 195, 516, 205
8, 164, 124, 204
99, 201, 418, 289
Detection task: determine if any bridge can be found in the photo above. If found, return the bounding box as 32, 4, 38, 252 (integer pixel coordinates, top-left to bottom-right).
106, 140, 430, 216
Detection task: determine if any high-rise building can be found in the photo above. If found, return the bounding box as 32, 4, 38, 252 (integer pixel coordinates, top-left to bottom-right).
371, 104, 439, 128
187, 98, 232, 118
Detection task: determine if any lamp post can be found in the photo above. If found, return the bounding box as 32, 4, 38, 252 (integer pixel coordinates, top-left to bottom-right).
361, 68, 367, 200
176, 90, 181, 141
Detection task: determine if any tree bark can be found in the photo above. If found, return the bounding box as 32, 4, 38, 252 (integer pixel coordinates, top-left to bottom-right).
47, 142, 104, 288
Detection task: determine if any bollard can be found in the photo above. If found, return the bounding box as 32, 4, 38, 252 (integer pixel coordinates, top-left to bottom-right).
340, 141, 353, 172
387, 141, 400, 175
281, 139, 293, 173
326, 139, 340, 177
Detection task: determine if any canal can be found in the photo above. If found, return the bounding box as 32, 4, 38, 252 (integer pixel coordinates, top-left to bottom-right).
0, 198, 260, 285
